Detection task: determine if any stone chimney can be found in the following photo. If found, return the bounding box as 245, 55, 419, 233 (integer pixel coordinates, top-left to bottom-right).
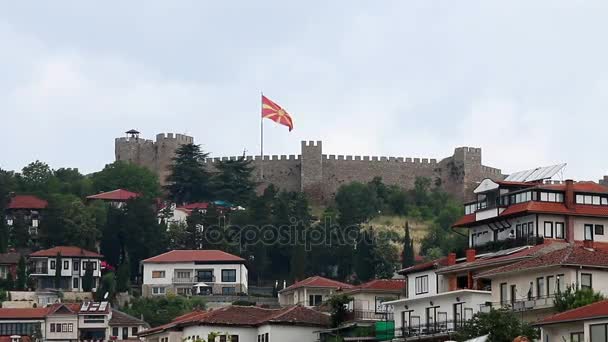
565, 179, 575, 242
447, 252, 457, 266
466, 249, 476, 263
565, 179, 575, 209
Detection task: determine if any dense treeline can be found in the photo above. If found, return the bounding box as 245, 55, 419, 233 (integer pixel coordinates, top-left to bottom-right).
0, 143, 464, 291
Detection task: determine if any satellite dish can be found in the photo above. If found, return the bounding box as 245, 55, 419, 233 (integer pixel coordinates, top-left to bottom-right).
103, 292, 109, 299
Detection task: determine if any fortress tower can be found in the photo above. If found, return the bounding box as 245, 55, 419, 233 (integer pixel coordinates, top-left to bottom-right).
115, 130, 193, 185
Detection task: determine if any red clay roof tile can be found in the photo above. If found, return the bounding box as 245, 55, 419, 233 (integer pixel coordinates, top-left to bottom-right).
86, 189, 140, 201
536, 299, 608, 325
346, 279, 405, 292
279, 276, 352, 293
29, 246, 102, 258
7, 195, 48, 209
142, 250, 244, 263
476, 245, 608, 278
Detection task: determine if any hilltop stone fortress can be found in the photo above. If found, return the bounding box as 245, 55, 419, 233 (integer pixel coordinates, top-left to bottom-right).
115, 131, 505, 202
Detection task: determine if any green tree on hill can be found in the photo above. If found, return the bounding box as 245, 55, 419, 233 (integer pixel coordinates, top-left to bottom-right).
166, 143, 213, 204
402, 222, 415, 268
91, 161, 161, 198
212, 157, 256, 205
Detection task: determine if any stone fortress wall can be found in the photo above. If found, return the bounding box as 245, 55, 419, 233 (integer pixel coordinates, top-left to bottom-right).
115, 132, 505, 202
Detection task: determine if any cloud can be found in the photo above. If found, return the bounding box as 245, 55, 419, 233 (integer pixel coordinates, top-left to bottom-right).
1, 1, 608, 184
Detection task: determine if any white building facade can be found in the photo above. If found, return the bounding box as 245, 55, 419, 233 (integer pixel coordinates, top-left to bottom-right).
141, 250, 248, 297
28, 246, 102, 292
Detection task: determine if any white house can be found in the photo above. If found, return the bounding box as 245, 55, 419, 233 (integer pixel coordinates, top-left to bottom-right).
278, 276, 353, 307
475, 244, 608, 323
138, 305, 330, 342
141, 250, 248, 297
28, 246, 103, 292
0, 302, 148, 342
534, 299, 608, 342
453, 178, 608, 249
386, 255, 492, 341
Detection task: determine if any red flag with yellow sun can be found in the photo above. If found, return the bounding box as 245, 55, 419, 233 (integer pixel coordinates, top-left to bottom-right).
262, 95, 293, 131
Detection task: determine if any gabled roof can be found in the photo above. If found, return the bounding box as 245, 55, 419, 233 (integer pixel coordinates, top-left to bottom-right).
86, 189, 140, 201
142, 250, 245, 264
476, 245, 608, 278
279, 276, 352, 293
540, 181, 608, 193
29, 246, 103, 258
397, 257, 448, 275
535, 299, 608, 326
110, 309, 150, 327
344, 279, 405, 293
7, 195, 48, 209
140, 306, 330, 336
437, 242, 568, 275
139, 310, 208, 336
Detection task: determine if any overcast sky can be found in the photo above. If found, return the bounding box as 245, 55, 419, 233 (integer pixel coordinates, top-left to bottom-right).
2, 1, 608, 181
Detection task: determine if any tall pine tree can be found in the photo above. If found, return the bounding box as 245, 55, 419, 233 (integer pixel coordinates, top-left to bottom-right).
212, 157, 256, 205
165, 144, 213, 204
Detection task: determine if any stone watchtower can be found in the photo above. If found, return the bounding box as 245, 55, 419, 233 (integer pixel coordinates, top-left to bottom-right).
115, 130, 194, 185
300, 141, 324, 201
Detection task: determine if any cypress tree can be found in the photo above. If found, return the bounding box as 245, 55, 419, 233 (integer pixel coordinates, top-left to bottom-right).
82, 262, 94, 292
402, 222, 415, 268
16, 256, 26, 290
54, 252, 62, 289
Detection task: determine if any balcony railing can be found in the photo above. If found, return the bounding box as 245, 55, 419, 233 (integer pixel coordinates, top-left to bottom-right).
29, 266, 48, 274
479, 296, 555, 313
345, 310, 394, 322
394, 320, 462, 339
173, 276, 216, 284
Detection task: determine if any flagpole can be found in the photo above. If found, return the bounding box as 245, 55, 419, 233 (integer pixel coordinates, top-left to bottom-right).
260, 92, 264, 180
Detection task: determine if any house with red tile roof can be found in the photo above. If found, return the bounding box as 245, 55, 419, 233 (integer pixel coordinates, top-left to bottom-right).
86, 189, 139, 207
278, 276, 352, 307
473, 245, 608, 323
5, 194, 48, 242
534, 299, 608, 341
338, 279, 405, 322
0, 302, 148, 342
453, 177, 608, 250
141, 250, 248, 297
138, 305, 330, 342
28, 246, 103, 292
386, 250, 494, 340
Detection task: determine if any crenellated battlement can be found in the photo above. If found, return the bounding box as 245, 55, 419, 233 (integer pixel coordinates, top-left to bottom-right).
204, 155, 301, 163
481, 165, 502, 175
454, 146, 482, 154
322, 154, 437, 164
115, 137, 154, 145
156, 133, 194, 143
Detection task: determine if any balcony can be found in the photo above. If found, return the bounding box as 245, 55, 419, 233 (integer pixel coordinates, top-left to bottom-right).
345, 310, 394, 322
394, 320, 463, 339
479, 296, 555, 313
29, 266, 49, 275
173, 276, 215, 284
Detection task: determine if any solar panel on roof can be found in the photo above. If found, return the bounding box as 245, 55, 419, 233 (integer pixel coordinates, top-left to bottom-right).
504, 164, 566, 182
81, 302, 90, 311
